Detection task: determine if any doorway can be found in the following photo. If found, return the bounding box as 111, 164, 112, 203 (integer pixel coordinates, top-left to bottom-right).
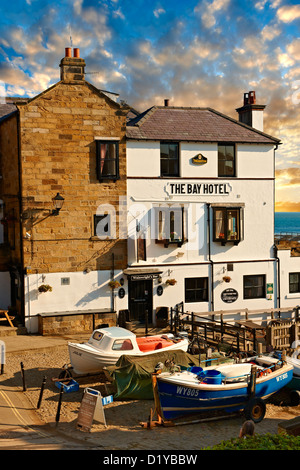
128, 279, 153, 325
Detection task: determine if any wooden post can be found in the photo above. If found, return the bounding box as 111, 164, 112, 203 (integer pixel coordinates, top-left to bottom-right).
20, 362, 26, 391
248, 366, 257, 398
191, 312, 195, 337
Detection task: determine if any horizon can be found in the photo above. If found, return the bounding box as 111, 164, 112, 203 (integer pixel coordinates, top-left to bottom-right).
0, 1, 299, 211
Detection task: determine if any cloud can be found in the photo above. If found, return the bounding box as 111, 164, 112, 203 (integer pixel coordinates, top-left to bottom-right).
195, 0, 231, 29
275, 201, 300, 212
277, 4, 300, 23
275, 167, 300, 187
154, 8, 166, 18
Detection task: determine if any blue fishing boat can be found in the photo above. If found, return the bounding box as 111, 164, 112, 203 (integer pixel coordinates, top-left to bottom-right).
155, 355, 293, 423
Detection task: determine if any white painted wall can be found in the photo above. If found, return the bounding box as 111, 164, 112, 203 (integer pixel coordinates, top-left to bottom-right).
126, 138, 294, 320
24, 270, 129, 333
277, 249, 300, 308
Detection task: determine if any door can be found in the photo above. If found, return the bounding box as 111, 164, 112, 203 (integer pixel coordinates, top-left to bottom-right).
129, 279, 153, 324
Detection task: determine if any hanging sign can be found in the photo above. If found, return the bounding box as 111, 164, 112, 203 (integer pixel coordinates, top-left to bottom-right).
221, 288, 238, 303
192, 154, 207, 165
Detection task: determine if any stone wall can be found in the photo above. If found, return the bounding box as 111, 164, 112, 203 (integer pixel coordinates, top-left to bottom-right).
0, 113, 21, 270
17, 80, 128, 274
38, 311, 117, 336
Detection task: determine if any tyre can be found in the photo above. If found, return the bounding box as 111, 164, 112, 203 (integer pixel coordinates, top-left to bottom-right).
244, 397, 266, 423
290, 390, 300, 406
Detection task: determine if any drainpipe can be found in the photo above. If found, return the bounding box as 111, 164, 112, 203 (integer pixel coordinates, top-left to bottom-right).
273, 243, 280, 308
17, 109, 25, 326
273, 143, 280, 308
206, 203, 214, 312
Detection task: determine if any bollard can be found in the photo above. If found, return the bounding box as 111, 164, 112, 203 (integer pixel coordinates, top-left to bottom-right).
20, 362, 26, 391
37, 376, 47, 409
55, 385, 64, 425
0, 340, 5, 375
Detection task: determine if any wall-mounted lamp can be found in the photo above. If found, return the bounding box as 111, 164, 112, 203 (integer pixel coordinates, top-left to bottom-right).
52, 193, 64, 216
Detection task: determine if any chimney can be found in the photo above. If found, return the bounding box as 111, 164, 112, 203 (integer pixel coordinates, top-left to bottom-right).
60, 48, 86, 83
164, 99, 169, 107
236, 90, 266, 132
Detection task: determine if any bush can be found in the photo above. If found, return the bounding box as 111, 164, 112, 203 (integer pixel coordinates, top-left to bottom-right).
203, 433, 300, 450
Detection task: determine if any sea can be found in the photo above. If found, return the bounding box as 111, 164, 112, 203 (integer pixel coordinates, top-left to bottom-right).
274, 212, 300, 235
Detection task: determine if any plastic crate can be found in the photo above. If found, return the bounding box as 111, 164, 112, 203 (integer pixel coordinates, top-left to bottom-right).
55, 379, 79, 393
102, 395, 113, 406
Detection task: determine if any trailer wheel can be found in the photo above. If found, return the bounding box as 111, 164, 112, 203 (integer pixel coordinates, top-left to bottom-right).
244, 398, 266, 423
290, 390, 300, 406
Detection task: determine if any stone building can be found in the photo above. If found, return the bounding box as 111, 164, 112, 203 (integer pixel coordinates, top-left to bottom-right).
0, 48, 129, 334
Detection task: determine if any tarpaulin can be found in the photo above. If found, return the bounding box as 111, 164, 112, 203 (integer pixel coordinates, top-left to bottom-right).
105, 350, 231, 399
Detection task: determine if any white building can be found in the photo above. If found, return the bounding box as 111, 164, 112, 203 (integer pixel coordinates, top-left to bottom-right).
124, 91, 300, 325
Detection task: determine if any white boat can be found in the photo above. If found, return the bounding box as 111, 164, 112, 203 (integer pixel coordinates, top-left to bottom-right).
67, 326, 189, 375
285, 355, 300, 377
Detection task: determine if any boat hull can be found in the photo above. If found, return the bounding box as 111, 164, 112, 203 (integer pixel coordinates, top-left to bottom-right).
68, 338, 189, 375
156, 364, 293, 420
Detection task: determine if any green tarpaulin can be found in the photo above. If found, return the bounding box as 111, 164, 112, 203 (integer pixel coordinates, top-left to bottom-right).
105, 350, 231, 399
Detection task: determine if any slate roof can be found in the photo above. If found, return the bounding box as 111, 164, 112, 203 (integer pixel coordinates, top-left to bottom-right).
0, 103, 17, 122
126, 106, 280, 144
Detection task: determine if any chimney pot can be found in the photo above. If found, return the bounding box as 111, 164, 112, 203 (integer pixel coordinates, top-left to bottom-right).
164, 99, 169, 107
249, 90, 256, 104
65, 47, 72, 58
73, 48, 80, 58
236, 90, 265, 132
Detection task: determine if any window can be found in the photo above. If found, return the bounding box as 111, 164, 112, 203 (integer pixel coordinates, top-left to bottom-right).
94, 214, 111, 238
112, 339, 134, 351
92, 331, 104, 341
289, 273, 300, 293
244, 275, 266, 299
213, 207, 242, 245
185, 278, 208, 303
160, 142, 179, 177
218, 144, 235, 177
155, 206, 188, 247
96, 140, 119, 180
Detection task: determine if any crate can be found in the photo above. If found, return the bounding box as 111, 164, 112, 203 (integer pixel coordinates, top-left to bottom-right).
55, 379, 79, 393
102, 395, 113, 406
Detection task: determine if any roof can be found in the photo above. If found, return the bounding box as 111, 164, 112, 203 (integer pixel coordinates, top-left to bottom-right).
126, 106, 280, 144
0, 103, 17, 122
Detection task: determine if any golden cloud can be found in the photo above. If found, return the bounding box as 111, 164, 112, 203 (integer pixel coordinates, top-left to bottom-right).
275, 201, 300, 212
275, 167, 300, 187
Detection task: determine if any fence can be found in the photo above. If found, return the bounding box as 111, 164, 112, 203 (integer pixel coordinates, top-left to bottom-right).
170, 303, 300, 353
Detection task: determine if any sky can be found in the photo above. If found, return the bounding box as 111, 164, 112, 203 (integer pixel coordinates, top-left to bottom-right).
0, 0, 299, 211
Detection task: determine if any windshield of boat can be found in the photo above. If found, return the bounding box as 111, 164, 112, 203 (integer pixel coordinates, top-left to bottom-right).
112, 339, 134, 351
92, 331, 104, 341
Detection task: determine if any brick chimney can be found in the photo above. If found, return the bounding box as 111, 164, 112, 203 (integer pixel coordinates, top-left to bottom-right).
236, 91, 266, 132
60, 48, 86, 83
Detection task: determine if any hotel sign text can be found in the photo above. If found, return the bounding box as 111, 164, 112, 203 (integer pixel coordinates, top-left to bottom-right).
167, 182, 231, 195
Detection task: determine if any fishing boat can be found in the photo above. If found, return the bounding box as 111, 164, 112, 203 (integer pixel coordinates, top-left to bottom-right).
285, 349, 300, 402
155, 354, 293, 423
67, 326, 189, 375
